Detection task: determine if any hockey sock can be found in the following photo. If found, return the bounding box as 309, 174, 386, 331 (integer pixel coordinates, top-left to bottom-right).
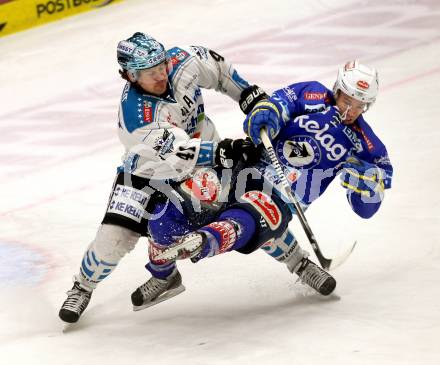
260, 229, 307, 272
146, 240, 177, 280
78, 247, 118, 290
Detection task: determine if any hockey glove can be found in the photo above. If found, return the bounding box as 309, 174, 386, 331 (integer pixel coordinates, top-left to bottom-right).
340, 157, 385, 199
215, 138, 262, 169
243, 98, 283, 145
239, 84, 269, 115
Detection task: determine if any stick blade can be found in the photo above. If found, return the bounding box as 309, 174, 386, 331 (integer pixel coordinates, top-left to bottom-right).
328, 240, 357, 271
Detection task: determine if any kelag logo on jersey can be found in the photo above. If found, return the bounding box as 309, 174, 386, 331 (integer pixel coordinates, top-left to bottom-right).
293, 115, 348, 161
276, 136, 321, 169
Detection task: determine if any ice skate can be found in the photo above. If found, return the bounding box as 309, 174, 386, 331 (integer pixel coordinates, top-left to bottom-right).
294, 258, 336, 296
59, 281, 93, 323
131, 270, 185, 311
155, 232, 206, 261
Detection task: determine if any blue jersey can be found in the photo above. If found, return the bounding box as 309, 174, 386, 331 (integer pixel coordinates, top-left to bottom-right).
258, 81, 393, 218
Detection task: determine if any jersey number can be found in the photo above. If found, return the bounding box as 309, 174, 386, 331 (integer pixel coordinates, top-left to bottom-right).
176, 146, 196, 160
209, 50, 224, 62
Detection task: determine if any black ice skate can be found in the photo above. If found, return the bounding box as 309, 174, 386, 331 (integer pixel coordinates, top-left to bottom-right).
295, 258, 337, 296
59, 281, 92, 323
131, 270, 185, 311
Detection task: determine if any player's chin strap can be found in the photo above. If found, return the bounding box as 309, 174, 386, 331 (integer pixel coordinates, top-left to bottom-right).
260, 128, 356, 270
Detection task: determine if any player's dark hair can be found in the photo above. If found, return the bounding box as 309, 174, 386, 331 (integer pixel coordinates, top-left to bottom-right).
119, 69, 131, 82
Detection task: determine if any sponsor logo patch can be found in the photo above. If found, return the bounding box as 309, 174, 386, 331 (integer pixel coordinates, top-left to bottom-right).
287, 169, 299, 183
304, 91, 327, 101
143, 101, 153, 123
36, 0, 117, 18
304, 103, 326, 113
181, 168, 221, 203
242, 191, 281, 231
149, 241, 169, 264
282, 87, 297, 102
153, 129, 175, 158
107, 185, 150, 223
357, 80, 369, 89
351, 123, 375, 151
170, 50, 189, 65
293, 115, 348, 161
206, 221, 237, 253
277, 136, 321, 169
343, 126, 363, 153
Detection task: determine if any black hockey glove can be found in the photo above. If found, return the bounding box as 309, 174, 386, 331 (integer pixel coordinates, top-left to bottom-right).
239, 84, 269, 115
215, 138, 262, 169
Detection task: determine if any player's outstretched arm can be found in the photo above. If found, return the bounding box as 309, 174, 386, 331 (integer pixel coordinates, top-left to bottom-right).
340, 157, 386, 218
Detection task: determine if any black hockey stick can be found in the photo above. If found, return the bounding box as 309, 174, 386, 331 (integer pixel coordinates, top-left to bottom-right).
260, 129, 356, 270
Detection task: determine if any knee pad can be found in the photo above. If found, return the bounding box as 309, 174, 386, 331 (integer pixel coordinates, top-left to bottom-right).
92, 224, 140, 261
232, 190, 292, 254
78, 224, 140, 289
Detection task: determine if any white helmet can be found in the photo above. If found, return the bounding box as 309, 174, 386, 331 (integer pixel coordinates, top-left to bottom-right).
333, 60, 379, 109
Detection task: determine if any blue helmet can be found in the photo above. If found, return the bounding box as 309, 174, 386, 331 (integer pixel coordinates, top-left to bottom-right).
117, 32, 167, 72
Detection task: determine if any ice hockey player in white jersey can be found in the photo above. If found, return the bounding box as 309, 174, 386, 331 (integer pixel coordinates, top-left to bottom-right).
58, 32, 265, 323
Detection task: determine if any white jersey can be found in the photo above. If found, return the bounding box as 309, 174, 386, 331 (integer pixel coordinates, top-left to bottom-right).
117, 45, 250, 181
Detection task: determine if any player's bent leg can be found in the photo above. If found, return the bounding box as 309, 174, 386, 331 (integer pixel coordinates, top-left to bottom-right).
132, 209, 254, 308
131, 199, 195, 309
145, 217, 249, 306
59, 224, 140, 323
156, 188, 292, 261
155, 208, 256, 261
260, 230, 336, 296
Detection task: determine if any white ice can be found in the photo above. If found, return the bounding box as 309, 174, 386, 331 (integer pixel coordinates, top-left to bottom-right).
1, 0, 439, 364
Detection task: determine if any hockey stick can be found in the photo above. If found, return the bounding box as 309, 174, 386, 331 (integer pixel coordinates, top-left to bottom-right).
260, 128, 356, 270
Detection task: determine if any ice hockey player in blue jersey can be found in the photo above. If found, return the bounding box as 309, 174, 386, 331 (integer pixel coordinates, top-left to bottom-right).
58, 32, 265, 323
243, 60, 392, 218
130, 61, 393, 310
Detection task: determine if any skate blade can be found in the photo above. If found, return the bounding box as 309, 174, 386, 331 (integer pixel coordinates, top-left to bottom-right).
156, 235, 202, 261
133, 284, 186, 312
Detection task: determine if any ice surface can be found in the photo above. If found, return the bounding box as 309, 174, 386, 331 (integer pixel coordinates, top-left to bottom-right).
1, 0, 439, 364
